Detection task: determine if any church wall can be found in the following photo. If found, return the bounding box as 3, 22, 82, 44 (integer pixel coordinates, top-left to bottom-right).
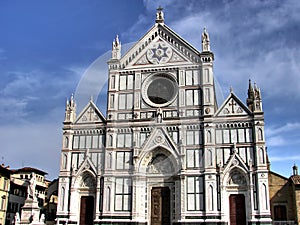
56, 9, 272, 225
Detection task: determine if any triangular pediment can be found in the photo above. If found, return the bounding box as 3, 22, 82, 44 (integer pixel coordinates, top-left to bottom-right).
75, 151, 97, 179
120, 24, 201, 69
215, 92, 252, 117
223, 148, 249, 174
75, 100, 106, 124
141, 127, 178, 155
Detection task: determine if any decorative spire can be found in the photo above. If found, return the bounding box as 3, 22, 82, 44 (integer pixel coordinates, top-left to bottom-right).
202, 27, 210, 52
112, 35, 121, 60
64, 93, 76, 123
247, 80, 262, 112
156, 6, 164, 24
293, 163, 298, 176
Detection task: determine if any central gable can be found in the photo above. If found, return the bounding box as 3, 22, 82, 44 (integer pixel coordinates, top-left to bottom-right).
120, 24, 201, 69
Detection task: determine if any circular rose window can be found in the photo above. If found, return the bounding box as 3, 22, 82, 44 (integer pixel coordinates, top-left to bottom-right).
142, 74, 178, 107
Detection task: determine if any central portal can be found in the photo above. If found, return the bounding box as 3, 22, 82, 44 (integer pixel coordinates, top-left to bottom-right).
151, 187, 170, 225
229, 194, 246, 225
79, 196, 94, 225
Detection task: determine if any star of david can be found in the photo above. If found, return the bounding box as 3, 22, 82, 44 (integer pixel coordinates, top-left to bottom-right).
150, 44, 169, 62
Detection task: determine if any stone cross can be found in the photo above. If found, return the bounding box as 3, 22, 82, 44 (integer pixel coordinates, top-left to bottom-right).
229, 99, 237, 113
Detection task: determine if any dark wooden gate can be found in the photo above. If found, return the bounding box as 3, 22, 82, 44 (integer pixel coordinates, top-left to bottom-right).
80, 196, 94, 225
151, 187, 170, 225
230, 194, 246, 225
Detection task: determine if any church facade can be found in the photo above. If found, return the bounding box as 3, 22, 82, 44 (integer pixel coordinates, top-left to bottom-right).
56, 9, 272, 225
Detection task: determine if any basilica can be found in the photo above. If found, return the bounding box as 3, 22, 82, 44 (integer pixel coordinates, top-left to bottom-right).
56, 8, 271, 225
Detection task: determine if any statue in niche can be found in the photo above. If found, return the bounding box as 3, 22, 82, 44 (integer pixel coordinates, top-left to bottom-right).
27, 172, 36, 200
156, 107, 163, 123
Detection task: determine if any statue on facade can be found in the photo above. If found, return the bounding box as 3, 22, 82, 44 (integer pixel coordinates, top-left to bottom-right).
27, 172, 37, 200
202, 27, 210, 52
156, 107, 163, 123
14, 212, 20, 225
155, 6, 164, 23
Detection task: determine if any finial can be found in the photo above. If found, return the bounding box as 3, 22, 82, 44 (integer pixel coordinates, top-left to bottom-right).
112, 34, 121, 59
156, 6, 164, 24
230, 87, 233, 93
202, 27, 210, 52
293, 163, 298, 176
114, 35, 120, 47
90, 95, 93, 102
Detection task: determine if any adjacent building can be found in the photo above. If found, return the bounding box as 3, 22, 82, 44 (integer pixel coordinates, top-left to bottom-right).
56, 8, 272, 225
45, 179, 58, 225
6, 167, 47, 225
268, 165, 300, 225
0, 165, 11, 225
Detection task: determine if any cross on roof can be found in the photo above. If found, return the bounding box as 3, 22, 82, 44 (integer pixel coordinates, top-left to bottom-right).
229, 99, 237, 113
87, 107, 94, 121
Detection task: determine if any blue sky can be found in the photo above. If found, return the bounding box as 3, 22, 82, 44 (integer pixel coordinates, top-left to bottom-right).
0, 0, 300, 180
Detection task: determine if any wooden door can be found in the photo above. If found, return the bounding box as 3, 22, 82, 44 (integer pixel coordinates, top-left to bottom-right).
79, 196, 94, 225
151, 187, 170, 225
229, 194, 246, 225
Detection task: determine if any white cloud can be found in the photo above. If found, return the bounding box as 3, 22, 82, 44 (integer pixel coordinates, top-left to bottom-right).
267, 136, 286, 147
0, 122, 62, 179
265, 122, 300, 147
269, 154, 300, 162
266, 122, 300, 137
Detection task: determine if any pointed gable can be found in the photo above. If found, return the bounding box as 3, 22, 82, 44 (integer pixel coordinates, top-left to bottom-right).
141, 127, 178, 154
76, 152, 98, 177
75, 100, 106, 124
223, 148, 249, 174
215, 92, 252, 117
120, 24, 201, 69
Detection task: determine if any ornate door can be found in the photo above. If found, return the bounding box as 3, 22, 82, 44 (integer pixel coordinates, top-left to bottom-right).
229, 194, 246, 225
151, 187, 170, 225
79, 196, 94, 225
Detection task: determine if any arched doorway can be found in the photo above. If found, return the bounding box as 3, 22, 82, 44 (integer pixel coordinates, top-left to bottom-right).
226, 169, 248, 225
139, 147, 179, 225
229, 194, 246, 225
77, 171, 96, 225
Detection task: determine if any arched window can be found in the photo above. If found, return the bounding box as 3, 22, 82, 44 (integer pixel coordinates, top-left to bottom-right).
62, 154, 67, 169
208, 150, 213, 166
108, 135, 113, 147
258, 128, 263, 141
262, 183, 268, 210
207, 130, 212, 143
209, 185, 214, 211
64, 136, 69, 148
106, 187, 111, 211
60, 187, 65, 211
259, 148, 265, 164
107, 152, 112, 169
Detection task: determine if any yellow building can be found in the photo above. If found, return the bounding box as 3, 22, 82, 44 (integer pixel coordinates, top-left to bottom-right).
6, 167, 48, 225
0, 165, 11, 225
269, 165, 300, 225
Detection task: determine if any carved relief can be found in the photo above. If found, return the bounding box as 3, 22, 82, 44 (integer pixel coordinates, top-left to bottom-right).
147, 154, 174, 174
147, 41, 172, 64
135, 54, 150, 65
228, 170, 247, 186
80, 173, 96, 188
